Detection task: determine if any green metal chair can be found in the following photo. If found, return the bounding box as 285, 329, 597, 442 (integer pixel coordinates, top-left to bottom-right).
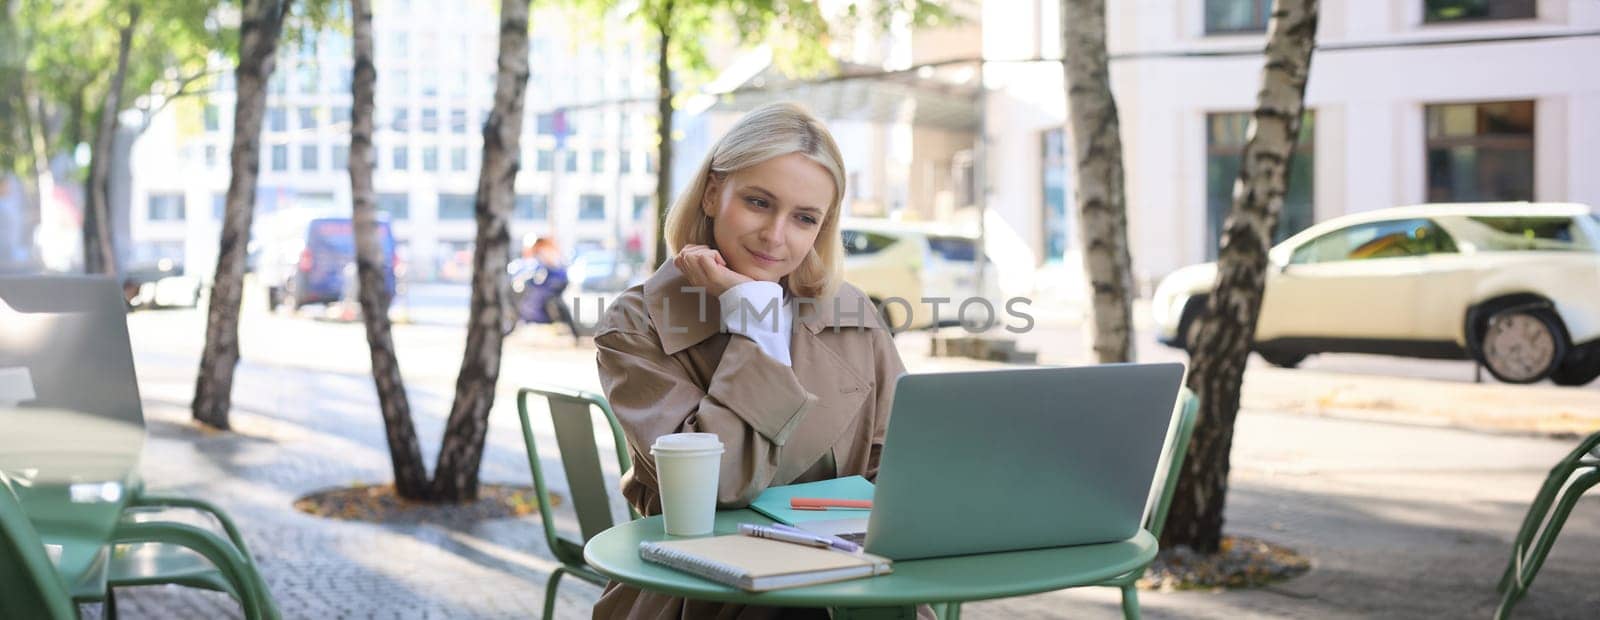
518, 386, 640, 620
104, 492, 279, 620
939, 388, 1200, 620
0, 471, 78, 620
0, 276, 276, 618
1495, 429, 1600, 619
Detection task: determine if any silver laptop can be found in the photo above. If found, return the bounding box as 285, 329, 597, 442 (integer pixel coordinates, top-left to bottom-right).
0, 276, 144, 424
857, 363, 1185, 560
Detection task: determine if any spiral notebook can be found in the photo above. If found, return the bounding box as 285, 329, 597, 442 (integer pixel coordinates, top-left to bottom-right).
638, 535, 892, 592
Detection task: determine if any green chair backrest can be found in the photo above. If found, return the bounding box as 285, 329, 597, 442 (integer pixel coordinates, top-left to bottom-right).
1142, 388, 1200, 541
517, 386, 638, 568
0, 472, 77, 620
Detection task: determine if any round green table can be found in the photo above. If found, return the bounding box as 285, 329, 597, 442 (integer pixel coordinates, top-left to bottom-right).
583, 509, 1157, 619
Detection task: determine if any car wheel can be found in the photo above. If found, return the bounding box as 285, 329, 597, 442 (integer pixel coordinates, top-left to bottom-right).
1551, 345, 1600, 387
1477, 308, 1567, 384
1258, 349, 1307, 369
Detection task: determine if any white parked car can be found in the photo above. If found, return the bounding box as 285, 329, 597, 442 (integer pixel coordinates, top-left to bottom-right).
1151, 202, 1600, 386
840, 220, 1001, 331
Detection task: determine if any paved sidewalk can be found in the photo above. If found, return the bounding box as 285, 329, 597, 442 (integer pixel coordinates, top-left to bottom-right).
101, 310, 1600, 618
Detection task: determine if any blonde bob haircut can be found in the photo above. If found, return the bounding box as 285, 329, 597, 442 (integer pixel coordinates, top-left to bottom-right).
663, 102, 847, 301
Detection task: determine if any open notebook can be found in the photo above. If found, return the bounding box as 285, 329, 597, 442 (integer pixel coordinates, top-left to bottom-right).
639, 535, 892, 592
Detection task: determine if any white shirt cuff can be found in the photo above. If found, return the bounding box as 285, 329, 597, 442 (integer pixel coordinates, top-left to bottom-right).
719, 281, 793, 366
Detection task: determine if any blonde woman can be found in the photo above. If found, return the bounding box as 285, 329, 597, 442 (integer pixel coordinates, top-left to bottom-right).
592, 102, 915, 619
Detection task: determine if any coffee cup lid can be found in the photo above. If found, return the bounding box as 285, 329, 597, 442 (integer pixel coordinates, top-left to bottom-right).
651, 432, 723, 454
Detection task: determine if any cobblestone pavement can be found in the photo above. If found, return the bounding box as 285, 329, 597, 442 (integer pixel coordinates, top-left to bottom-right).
96, 308, 1600, 619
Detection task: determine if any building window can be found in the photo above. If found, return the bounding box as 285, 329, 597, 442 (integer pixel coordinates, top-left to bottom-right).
591, 150, 605, 173
421, 108, 439, 132
332, 145, 349, 170
515, 194, 548, 220
204, 145, 219, 168
1041, 128, 1071, 263
267, 106, 287, 132
298, 106, 318, 130
300, 144, 319, 171
438, 193, 475, 220
1205, 111, 1315, 260
564, 150, 578, 173
332, 106, 351, 126
578, 194, 606, 220
1425, 100, 1534, 202
147, 193, 186, 221
392, 146, 409, 171
619, 149, 632, 174
1424, 0, 1535, 23
390, 108, 409, 132
203, 104, 219, 131
296, 63, 319, 93
377, 193, 409, 220
1205, 0, 1271, 34
633, 195, 650, 221
271, 144, 289, 171
645, 152, 656, 174
536, 149, 553, 172
450, 147, 468, 172
211, 193, 226, 220
422, 147, 439, 172
385, 31, 409, 58
386, 69, 410, 96
450, 108, 467, 134
420, 69, 438, 97
336, 66, 353, 93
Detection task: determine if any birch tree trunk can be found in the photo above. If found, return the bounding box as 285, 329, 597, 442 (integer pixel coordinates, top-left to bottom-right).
430, 0, 530, 501
83, 4, 138, 276
651, 9, 673, 268
1061, 0, 1134, 364
193, 0, 289, 430
349, 0, 430, 498
1163, 0, 1319, 553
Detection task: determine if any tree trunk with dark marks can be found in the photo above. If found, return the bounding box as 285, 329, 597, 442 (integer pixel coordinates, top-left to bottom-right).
349, 0, 429, 499
84, 4, 138, 276
1061, 0, 1134, 364
1163, 0, 1319, 554
429, 0, 530, 502
193, 0, 290, 430
651, 10, 673, 268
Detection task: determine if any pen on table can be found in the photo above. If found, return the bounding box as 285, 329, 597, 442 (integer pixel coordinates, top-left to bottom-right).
738, 523, 833, 549
769, 523, 862, 553
789, 497, 873, 511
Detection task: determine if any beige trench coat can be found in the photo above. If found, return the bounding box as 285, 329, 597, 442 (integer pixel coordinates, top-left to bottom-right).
591, 262, 918, 620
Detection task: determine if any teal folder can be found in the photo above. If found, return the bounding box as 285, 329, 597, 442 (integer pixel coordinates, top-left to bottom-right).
748, 476, 875, 525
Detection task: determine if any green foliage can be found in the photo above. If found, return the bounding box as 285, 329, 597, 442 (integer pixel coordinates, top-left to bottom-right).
570, 0, 957, 102
0, 0, 343, 176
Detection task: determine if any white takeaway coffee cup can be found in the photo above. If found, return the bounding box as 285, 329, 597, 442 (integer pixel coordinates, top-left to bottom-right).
651, 433, 724, 536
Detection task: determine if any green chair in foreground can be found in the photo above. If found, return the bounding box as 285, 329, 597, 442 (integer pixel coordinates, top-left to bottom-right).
104, 492, 279, 620
1495, 429, 1600, 619
518, 386, 640, 620
940, 388, 1200, 620
0, 472, 77, 620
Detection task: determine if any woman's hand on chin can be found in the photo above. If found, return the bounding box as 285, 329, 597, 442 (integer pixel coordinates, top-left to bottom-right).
675, 244, 753, 298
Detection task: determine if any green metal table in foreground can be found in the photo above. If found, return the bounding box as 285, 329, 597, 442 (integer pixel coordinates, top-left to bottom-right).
583, 509, 1158, 619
